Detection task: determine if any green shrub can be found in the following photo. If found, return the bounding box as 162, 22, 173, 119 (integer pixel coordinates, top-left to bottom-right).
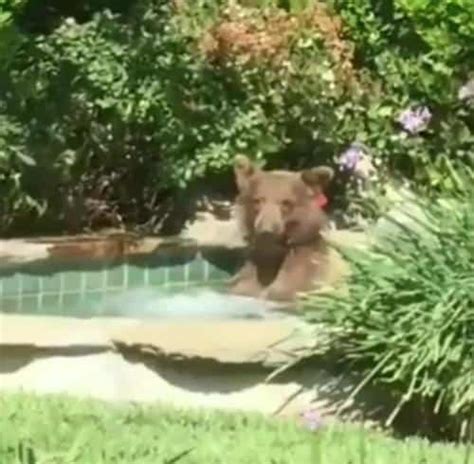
0, 110, 44, 232
332, 0, 474, 186
396, 0, 474, 64
0, 0, 361, 233
0, 0, 473, 233
0, 0, 25, 68
302, 166, 474, 437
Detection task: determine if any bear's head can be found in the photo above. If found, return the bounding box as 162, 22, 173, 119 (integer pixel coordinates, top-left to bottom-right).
234, 154, 334, 249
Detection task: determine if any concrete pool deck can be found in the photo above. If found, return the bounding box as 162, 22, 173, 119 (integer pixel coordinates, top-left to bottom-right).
0, 310, 387, 423
0, 312, 336, 418
0, 313, 315, 366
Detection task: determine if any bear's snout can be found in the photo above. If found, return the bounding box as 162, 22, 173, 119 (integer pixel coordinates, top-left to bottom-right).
254, 203, 285, 236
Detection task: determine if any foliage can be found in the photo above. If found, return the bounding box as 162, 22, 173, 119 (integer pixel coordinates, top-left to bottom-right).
0, 0, 22, 31
0, 0, 362, 233
0, 0, 473, 233
0, 111, 42, 232
396, 0, 474, 63
1, 393, 470, 463
332, 0, 474, 188
0, 0, 24, 68
302, 165, 474, 437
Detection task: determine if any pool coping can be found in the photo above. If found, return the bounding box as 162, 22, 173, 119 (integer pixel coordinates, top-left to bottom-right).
0, 313, 317, 367
0, 228, 369, 268
0, 232, 246, 270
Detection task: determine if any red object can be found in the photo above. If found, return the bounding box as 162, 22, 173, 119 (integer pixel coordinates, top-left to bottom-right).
314, 193, 328, 209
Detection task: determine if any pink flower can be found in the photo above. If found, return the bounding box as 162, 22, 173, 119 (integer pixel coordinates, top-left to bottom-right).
339, 143, 364, 171
300, 408, 324, 431
398, 106, 431, 134
338, 142, 376, 181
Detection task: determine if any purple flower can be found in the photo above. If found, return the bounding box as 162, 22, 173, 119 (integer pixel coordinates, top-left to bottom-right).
458, 79, 474, 102
300, 408, 324, 431
338, 143, 366, 172
398, 106, 431, 134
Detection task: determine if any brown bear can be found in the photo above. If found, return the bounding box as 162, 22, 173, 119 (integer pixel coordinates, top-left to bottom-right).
229, 154, 342, 303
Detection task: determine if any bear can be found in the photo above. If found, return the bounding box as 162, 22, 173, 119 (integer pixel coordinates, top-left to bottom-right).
228, 154, 343, 303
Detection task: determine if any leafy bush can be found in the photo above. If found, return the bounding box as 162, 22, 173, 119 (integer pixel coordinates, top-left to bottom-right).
0, 0, 25, 68
396, 0, 474, 64
333, 0, 474, 187
0, 0, 473, 234
0, 0, 364, 233
302, 166, 474, 437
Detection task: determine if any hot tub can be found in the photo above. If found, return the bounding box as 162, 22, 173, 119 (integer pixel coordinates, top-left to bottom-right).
0, 234, 287, 321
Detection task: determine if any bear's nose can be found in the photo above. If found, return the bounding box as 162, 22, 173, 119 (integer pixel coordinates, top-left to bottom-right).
254, 203, 284, 235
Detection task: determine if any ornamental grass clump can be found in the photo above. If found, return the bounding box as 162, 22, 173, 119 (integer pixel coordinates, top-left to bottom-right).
302, 166, 474, 438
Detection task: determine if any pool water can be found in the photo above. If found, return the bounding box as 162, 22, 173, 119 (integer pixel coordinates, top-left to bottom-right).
0, 248, 286, 320
99, 288, 285, 320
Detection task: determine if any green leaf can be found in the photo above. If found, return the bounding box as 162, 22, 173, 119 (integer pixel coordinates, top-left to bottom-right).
15, 151, 36, 166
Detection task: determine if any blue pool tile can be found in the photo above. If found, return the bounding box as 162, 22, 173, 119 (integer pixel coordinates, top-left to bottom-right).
85, 269, 106, 290
128, 265, 146, 288
20, 296, 39, 314
2, 274, 20, 296
42, 273, 62, 294
63, 270, 84, 293
42, 295, 61, 315
106, 265, 126, 289
19, 274, 41, 296
149, 267, 166, 286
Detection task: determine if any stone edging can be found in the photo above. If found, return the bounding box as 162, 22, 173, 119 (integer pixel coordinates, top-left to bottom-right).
0, 227, 369, 269
0, 314, 316, 368
0, 233, 241, 269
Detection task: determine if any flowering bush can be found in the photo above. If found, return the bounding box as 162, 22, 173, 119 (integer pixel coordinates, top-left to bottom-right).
332, 0, 473, 187
0, 1, 363, 233
0, 0, 472, 233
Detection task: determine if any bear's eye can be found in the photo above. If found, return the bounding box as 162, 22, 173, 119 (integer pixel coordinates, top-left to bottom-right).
281, 199, 294, 214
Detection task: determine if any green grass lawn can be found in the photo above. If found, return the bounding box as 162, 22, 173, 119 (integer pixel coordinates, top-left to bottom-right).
0, 393, 470, 464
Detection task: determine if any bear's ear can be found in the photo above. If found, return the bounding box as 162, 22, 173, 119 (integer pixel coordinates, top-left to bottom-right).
300, 166, 334, 191
234, 154, 257, 192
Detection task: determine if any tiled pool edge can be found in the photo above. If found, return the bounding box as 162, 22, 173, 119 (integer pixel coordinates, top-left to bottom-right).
0, 234, 247, 316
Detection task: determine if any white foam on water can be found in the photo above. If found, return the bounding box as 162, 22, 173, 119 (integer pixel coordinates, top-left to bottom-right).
97, 288, 288, 321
